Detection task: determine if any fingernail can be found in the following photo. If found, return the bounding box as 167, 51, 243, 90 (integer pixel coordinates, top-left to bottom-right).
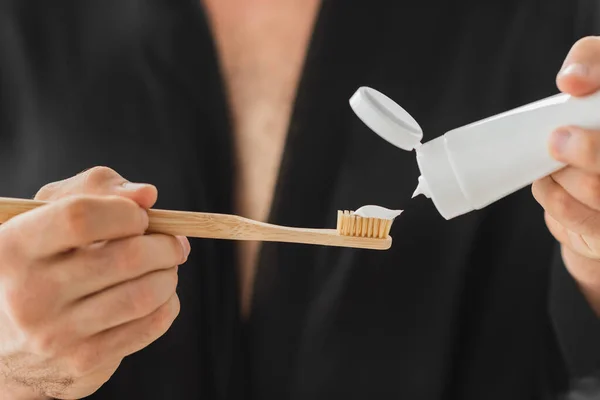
121, 182, 149, 191
558, 63, 589, 78
550, 129, 572, 156
177, 236, 191, 261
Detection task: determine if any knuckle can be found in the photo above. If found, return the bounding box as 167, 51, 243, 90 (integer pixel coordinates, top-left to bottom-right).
168, 236, 185, 265
123, 239, 145, 269
578, 214, 597, 232
61, 197, 93, 237
83, 249, 112, 280
531, 181, 541, 201
150, 297, 178, 333
163, 269, 179, 296
170, 268, 179, 291
171, 294, 181, 319
549, 187, 573, 219
34, 181, 62, 201
584, 176, 600, 206
127, 280, 159, 316
111, 239, 145, 274
532, 178, 553, 207
83, 166, 118, 190
0, 228, 23, 271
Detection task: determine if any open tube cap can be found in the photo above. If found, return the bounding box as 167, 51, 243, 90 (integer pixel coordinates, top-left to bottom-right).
350, 87, 423, 151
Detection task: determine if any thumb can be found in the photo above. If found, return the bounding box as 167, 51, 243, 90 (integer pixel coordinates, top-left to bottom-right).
35, 166, 158, 209
557, 36, 600, 97
111, 181, 158, 210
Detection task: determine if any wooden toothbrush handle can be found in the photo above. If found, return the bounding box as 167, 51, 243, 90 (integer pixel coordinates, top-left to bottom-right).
147, 209, 392, 249
0, 197, 392, 250
146, 208, 258, 239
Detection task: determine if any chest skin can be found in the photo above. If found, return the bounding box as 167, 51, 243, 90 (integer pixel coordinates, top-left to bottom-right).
202, 0, 321, 319
0, 1, 593, 399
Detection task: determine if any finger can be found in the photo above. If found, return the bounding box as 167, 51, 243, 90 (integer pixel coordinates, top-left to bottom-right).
548, 126, 600, 174
544, 212, 596, 259
532, 176, 600, 237
6, 195, 149, 258
551, 167, 600, 211
35, 166, 158, 209
54, 234, 189, 300
557, 36, 600, 96
68, 294, 180, 374
65, 267, 178, 337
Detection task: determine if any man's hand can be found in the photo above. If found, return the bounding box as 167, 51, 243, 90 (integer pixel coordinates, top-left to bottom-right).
0, 167, 190, 399
532, 36, 600, 315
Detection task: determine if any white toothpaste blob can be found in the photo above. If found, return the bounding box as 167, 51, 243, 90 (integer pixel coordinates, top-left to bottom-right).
353, 205, 403, 220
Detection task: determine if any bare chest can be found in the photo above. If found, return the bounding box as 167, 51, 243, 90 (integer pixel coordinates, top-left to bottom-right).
204, 0, 320, 218
202, 0, 321, 317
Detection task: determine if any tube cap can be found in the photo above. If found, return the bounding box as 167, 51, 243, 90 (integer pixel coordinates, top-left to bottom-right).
350, 87, 423, 151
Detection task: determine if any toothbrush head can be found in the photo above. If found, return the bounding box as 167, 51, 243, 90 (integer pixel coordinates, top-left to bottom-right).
336, 206, 403, 239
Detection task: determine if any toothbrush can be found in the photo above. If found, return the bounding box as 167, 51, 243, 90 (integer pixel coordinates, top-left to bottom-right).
0, 197, 402, 250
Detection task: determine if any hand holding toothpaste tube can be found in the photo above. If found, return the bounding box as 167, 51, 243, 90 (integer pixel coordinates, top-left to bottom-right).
533, 36, 600, 316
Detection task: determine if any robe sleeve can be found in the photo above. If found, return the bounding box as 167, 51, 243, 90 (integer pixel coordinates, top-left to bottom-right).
549, 244, 600, 399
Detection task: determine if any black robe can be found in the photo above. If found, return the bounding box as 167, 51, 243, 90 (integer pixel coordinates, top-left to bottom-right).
1, 1, 600, 399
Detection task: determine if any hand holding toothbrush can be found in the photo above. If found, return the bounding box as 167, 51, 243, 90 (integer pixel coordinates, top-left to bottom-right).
533, 36, 600, 316
0, 167, 189, 400
0, 165, 394, 400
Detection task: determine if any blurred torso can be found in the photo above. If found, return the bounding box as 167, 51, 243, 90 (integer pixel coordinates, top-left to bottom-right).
202, 0, 322, 318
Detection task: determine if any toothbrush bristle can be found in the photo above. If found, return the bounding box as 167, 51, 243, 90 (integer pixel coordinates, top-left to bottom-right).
336, 210, 393, 238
